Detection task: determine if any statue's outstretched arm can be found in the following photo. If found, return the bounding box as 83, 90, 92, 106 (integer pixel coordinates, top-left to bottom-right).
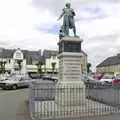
57, 11, 64, 21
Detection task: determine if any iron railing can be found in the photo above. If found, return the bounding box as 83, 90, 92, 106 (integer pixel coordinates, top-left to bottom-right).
29, 81, 120, 120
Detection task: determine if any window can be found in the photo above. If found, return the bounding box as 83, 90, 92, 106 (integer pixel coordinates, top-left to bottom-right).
52, 56, 56, 60
64, 41, 81, 52
8, 59, 10, 63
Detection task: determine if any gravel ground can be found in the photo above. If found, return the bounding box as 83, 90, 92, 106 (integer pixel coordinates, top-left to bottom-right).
0, 88, 31, 120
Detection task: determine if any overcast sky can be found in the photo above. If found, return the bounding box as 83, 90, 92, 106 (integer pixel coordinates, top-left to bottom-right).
0, 0, 120, 71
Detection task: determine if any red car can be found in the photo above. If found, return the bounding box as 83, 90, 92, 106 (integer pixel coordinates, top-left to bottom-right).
112, 76, 120, 84
93, 74, 104, 80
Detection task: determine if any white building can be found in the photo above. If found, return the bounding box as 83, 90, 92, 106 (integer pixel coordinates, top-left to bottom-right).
41, 49, 87, 74
0, 48, 87, 75
0, 48, 40, 74
42, 55, 59, 73
5, 48, 27, 73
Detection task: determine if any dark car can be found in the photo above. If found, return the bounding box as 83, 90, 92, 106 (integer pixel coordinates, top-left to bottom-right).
29, 73, 43, 79
42, 76, 58, 82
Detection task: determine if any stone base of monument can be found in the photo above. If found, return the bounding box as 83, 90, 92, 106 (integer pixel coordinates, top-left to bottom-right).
55, 36, 86, 107
55, 80, 86, 107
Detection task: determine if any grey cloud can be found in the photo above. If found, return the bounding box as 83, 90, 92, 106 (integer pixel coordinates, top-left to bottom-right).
92, 34, 119, 40
82, 33, 120, 70
32, 0, 120, 15
32, 0, 64, 15
31, 0, 120, 71
0, 41, 10, 45
84, 44, 119, 71
87, 34, 119, 43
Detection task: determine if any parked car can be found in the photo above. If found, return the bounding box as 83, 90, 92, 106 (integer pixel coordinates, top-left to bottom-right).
93, 74, 104, 80
87, 75, 95, 81
0, 73, 10, 81
42, 76, 58, 82
100, 75, 115, 84
112, 76, 120, 85
0, 74, 35, 90
29, 73, 43, 79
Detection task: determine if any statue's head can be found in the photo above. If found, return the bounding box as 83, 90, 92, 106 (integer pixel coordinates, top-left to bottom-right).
66, 2, 71, 8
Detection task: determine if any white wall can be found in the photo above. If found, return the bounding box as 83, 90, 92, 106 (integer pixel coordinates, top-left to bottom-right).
44, 56, 59, 72
26, 65, 37, 72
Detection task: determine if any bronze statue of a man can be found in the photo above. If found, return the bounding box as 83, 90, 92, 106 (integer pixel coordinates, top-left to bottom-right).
58, 2, 76, 37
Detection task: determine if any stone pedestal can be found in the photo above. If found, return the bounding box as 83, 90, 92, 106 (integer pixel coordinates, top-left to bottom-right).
55, 81, 85, 106
55, 36, 86, 107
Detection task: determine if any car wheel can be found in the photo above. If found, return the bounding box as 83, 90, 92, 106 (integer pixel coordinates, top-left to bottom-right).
12, 85, 17, 90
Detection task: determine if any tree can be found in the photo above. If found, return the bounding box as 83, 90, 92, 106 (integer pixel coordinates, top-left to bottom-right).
51, 62, 56, 74
87, 63, 91, 73
29, 57, 32, 64
36, 61, 44, 74
17, 60, 22, 71
0, 61, 4, 73
3, 61, 7, 73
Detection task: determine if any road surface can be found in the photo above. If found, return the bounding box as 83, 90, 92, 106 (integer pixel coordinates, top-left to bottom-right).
0, 88, 30, 120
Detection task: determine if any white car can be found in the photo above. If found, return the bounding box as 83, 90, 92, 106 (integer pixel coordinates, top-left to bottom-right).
0, 74, 35, 90
0, 74, 10, 81
100, 75, 115, 84
87, 75, 95, 81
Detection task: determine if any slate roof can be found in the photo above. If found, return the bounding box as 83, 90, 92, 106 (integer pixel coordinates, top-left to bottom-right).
42, 49, 87, 58
0, 49, 14, 58
43, 49, 58, 59
0, 48, 87, 64
97, 54, 120, 67
0, 48, 41, 64
22, 50, 41, 64
24, 50, 41, 61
